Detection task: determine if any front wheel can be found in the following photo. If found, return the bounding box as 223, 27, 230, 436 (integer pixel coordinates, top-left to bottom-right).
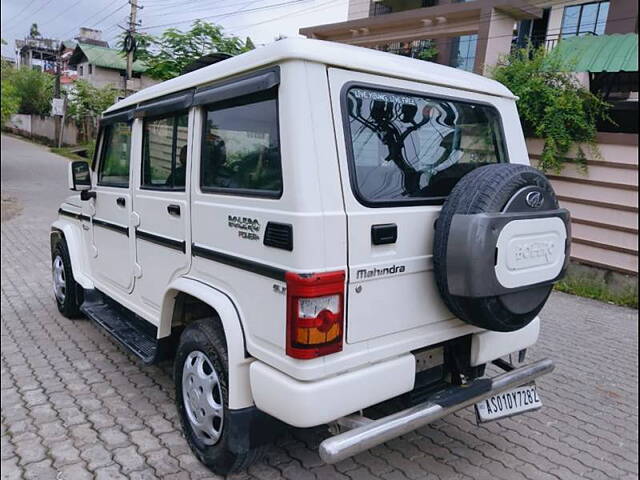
52, 240, 82, 318
174, 318, 265, 475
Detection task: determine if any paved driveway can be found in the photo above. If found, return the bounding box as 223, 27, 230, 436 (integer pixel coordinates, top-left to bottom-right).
1, 134, 638, 480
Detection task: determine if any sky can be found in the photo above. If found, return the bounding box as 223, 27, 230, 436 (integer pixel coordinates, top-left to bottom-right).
0, 0, 348, 60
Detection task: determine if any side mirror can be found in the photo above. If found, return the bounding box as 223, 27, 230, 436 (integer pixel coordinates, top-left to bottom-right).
68, 161, 91, 191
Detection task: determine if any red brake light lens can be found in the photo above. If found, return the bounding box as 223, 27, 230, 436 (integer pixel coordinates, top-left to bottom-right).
285, 271, 345, 359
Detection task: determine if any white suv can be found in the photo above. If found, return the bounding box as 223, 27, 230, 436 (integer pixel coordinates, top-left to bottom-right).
52, 38, 570, 474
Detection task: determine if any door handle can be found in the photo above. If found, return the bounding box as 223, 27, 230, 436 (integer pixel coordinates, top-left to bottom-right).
371, 223, 397, 245
116, 197, 126, 207
167, 204, 181, 216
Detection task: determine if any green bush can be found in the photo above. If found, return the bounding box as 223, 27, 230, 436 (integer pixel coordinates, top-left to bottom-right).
66, 80, 119, 120
10, 67, 55, 116
1, 59, 20, 125
416, 41, 439, 62
491, 47, 610, 172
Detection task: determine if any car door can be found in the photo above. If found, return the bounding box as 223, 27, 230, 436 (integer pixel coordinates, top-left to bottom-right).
90, 118, 135, 294
327, 68, 511, 344
132, 107, 192, 313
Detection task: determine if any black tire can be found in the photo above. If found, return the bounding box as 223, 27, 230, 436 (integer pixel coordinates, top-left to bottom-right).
51, 239, 83, 318
433, 164, 558, 332
174, 318, 265, 475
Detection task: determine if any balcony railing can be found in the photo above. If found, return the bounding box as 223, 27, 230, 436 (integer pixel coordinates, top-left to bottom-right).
369, 0, 439, 17
512, 31, 600, 53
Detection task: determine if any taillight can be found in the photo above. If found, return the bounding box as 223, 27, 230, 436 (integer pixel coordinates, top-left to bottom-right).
285, 271, 345, 359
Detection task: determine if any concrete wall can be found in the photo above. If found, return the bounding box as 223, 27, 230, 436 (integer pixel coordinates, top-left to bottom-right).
348, 0, 371, 19
76, 61, 158, 92
605, 0, 638, 34
527, 133, 639, 275
7, 114, 79, 146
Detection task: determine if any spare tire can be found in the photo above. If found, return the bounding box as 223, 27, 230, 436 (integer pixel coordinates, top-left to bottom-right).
433, 164, 570, 332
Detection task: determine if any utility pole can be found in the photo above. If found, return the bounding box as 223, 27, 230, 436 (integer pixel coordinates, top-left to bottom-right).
124, 0, 140, 97
54, 53, 61, 146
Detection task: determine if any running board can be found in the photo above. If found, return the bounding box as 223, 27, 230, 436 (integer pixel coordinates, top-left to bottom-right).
80, 290, 165, 365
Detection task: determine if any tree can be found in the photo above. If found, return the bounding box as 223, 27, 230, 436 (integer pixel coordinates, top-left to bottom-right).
116, 32, 153, 62
416, 40, 438, 62
66, 79, 120, 138
491, 47, 610, 172
142, 20, 255, 80
10, 67, 54, 115
30, 23, 40, 38
1, 59, 20, 125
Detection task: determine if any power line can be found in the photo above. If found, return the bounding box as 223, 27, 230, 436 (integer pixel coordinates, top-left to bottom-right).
143, 0, 254, 18
58, 0, 129, 40
3, 0, 40, 24
91, 2, 131, 28
46, 0, 85, 29
230, 0, 343, 33
2, 0, 56, 36
141, 0, 309, 31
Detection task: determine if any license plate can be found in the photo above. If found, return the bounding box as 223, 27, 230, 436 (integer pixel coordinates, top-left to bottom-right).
475, 383, 542, 423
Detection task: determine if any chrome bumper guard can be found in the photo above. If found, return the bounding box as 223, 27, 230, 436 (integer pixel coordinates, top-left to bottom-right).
319, 358, 554, 464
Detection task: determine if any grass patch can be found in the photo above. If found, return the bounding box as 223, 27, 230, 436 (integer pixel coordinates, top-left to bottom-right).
555, 277, 638, 309
50, 142, 95, 162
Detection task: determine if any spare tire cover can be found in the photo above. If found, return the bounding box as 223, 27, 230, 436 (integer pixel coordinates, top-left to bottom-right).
433, 164, 570, 332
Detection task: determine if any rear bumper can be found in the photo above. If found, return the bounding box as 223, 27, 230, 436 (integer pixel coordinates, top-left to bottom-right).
319, 358, 554, 464
249, 354, 416, 428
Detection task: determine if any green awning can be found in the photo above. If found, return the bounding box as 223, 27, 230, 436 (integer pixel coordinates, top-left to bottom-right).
549, 33, 638, 73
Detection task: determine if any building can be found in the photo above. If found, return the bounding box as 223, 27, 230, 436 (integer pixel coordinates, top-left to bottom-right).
67, 42, 157, 93
300, 0, 638, 75
15, 36, 59, 72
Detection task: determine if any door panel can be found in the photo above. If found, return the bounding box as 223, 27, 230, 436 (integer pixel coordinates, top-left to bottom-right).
133, 111, 192, 312
327, 68, 510, 344
91, 121, 135, 293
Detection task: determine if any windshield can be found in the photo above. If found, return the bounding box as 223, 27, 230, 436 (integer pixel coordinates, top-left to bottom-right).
345, 86, 507, 205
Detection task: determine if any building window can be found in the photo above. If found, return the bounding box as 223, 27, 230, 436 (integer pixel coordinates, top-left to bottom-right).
370, 1, 392, 16
377, 39, 438, 61
561, 1, 610, 37
88, 64, 92, 75
450, 34, 477, 72
79, 65, 83, 76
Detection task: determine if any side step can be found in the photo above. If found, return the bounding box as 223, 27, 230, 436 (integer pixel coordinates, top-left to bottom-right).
80, 290, 165, 364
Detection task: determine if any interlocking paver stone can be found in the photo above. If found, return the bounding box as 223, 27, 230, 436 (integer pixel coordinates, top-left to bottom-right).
1, 132, 638, 480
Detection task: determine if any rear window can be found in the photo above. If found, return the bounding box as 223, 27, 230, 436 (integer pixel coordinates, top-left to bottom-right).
344, 86, 507, 206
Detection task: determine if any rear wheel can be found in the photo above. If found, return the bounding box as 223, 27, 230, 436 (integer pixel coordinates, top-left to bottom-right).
52, 240, 82, 318
174, 318, 265, 475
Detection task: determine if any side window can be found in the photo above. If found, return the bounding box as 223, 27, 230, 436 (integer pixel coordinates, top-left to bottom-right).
98, 122, 132, 187
201, 89, 282, 196
142, 113, 189, 190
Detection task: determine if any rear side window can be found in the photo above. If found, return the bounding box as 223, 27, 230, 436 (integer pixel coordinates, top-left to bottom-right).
98, 122, 132, 187
344, 86, 507, 205
142, 113, 189, 190
201, 89, 282, 197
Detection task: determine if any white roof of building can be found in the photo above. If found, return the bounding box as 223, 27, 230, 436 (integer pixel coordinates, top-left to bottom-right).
106, 38, 515, 112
